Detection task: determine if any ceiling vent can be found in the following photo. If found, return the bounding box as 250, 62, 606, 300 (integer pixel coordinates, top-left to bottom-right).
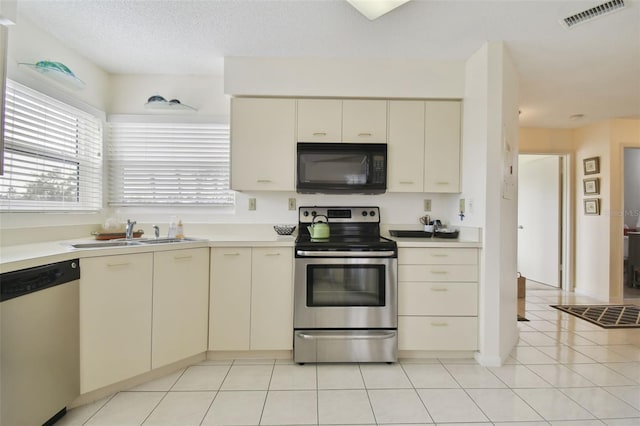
561, 0, 626, 28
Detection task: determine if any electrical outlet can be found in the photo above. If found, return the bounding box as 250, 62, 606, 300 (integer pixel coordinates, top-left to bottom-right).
248, 198, 256, 211
424, 199, 432, 212
288, 198, 296, 211
459, 198, 465, 213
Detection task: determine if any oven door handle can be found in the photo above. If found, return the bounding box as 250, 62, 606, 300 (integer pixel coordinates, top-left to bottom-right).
296, 250, 396, 257
295, 330, 396, 340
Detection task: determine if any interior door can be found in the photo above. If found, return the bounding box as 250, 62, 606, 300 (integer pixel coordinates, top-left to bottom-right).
518, 155, 561, 287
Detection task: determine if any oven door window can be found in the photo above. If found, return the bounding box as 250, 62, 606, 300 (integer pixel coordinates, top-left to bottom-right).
306, 264, 385, 307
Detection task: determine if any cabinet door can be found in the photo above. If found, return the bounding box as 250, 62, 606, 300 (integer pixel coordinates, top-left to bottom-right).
398, 316, 477, 351
209, 247, 252, 350
251, 247, 293, 350
297, 99, 342, 142
342, 100, 388, 143
152, 248, 209, 369
424, 101, 461, 192
387, 101, 424, 192
231, 98, 296, 191
80, 253, 153, 393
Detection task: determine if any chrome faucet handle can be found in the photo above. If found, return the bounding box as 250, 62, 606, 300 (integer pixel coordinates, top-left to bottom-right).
125, 219, 137, 239
153, 225, 160, 239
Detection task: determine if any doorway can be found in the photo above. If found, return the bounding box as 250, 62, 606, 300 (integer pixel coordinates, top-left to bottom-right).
518, 154, 568, 289
623, 147, 640, 300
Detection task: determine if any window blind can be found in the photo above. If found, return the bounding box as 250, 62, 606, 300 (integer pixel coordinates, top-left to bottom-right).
0, 80, 103, 211
107, 122, 233, 206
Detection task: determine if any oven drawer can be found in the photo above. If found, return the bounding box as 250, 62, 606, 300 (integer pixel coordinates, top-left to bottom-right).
399, 282, 477, 316
399, 264, 477, 282
398, 316, 477, 351
399, 248, 478, 265
294, 329, 397, 363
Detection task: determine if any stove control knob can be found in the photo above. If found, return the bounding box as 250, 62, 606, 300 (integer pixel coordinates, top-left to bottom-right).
369, 210, 376, 217
303, 211, 309, 217
361, 211, 368, 217
311, 211, 317, 217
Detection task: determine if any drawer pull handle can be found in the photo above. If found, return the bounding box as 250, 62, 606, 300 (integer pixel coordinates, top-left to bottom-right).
174, 255, 193, 260
436, 181, 450, 185
257, 179, 272, 183
399, 181, 414, 184
107, 262, 130, 268
430, 253, 449, 257
430, 270, 449, 275
431, 322, 449, 327
223, 253, 241, 256
358, 132, 372, 137
265, 253, 281, 256
430, 287, 448, 292
312, 132, 327, 136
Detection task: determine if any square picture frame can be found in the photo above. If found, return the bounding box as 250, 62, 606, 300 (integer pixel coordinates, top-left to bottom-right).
583, 177, 600, 195
583, 156, 600, 175
584, 198, 600, 216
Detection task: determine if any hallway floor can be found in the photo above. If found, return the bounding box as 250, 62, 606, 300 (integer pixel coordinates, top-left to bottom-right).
58, 283, 640, 425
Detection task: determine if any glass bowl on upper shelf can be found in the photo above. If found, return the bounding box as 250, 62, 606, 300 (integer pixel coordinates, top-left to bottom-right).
145, 95, 197, 111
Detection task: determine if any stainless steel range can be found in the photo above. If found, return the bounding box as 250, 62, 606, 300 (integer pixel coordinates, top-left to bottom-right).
294, 206, 398, 363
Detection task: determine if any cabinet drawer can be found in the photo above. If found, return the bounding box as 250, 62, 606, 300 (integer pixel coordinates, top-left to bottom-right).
399, 248, 477, 265
398, 316, 477, 351
399, 264, 477, 282
399, 282, 477, 316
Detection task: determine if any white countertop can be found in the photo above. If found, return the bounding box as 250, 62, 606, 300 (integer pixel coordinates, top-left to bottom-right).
1, 226, 482, 273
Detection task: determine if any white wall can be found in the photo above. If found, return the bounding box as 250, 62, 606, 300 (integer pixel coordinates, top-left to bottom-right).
463, 42, 519, 366
224, 57, 465, 98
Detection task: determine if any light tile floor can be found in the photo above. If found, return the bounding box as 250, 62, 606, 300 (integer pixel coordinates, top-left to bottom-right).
59, 283, 640, 425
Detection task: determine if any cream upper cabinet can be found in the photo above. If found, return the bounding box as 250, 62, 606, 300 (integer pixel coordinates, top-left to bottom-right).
297, 99, 342, 142
342, 100, 388, 143
251, 247, 293, 350
424, 101, 461, 193
387, 101, 425, 192
209, 247, 252, 351
231, 97, 296, 191
152, 248, 209, 369
80, 253, 153, 393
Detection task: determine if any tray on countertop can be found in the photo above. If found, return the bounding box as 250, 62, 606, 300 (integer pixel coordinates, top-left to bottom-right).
389, 230, 433, 238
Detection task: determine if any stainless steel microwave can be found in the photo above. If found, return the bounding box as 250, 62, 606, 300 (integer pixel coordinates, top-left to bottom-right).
296, 143, 387, 194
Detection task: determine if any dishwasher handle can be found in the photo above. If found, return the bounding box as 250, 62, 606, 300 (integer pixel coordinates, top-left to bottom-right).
1, 259, 80, 302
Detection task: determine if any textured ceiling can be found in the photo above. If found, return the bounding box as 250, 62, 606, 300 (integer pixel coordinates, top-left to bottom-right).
16, 0, 640, 128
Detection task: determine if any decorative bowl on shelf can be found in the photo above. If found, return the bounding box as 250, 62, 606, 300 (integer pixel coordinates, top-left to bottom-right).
274, 225, 296, 235
19, 60, 86, 89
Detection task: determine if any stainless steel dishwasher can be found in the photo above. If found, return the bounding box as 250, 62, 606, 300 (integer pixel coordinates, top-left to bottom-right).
1, 259, 80, 426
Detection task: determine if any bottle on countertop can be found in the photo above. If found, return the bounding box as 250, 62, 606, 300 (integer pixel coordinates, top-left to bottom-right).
168, 216, 178, 238
176, 220, 184, 239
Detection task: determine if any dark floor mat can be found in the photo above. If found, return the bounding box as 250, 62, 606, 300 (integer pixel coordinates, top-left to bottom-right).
551, 304, 640, 328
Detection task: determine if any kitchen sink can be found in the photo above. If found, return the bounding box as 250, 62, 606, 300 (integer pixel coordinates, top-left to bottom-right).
137, 237, 203, 244
70, 240, 143, 249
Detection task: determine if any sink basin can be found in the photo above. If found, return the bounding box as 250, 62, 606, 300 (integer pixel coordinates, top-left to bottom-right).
70, 240, 143, 249
137, 237, 204, 244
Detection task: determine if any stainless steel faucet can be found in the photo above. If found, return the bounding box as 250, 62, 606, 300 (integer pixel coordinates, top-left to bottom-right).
125, 219, 137, 240
153, 225, 160, 239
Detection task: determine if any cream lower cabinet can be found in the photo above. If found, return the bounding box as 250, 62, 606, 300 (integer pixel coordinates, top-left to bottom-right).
152, 248, 210, 369
230, 97, 296, 191
398, 247, 478, 351
209, 246, 293, 351
80, 253, 153, 393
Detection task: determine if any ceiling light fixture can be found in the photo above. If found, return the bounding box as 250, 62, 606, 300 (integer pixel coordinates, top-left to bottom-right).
347, 0, 411, 21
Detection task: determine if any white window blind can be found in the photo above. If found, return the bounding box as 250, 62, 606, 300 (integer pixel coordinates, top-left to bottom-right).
0, 80, 103, 211
107, 121, 233, 206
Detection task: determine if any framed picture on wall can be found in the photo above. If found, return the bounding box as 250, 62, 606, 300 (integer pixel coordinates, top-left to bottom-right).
584, 198, 600, 215
583, 177, 600, 195
583, 156, 600, 175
